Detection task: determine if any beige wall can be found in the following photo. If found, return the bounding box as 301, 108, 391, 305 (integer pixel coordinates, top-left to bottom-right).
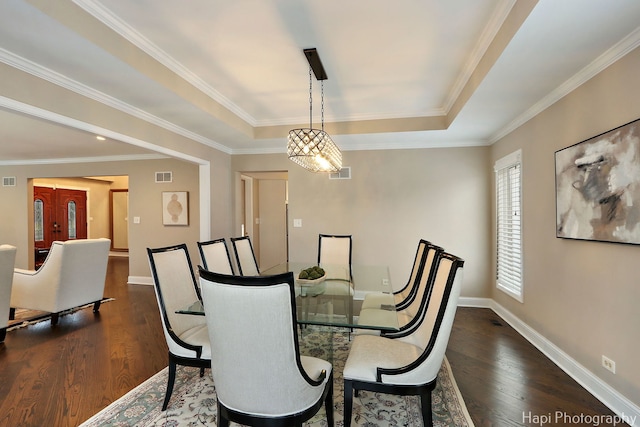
0, 155, 233, 279
491, 47, 640, 403
232, 146, 492, 299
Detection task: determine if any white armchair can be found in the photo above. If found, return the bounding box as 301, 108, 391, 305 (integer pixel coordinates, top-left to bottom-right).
10, 238, 110, 325
0, 244, 17, 342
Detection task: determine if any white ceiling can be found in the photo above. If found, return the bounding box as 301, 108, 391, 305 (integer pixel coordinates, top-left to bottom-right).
1, 0, 639, 164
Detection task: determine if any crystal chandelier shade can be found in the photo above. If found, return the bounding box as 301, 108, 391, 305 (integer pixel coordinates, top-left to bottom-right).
287, 48, 342, 173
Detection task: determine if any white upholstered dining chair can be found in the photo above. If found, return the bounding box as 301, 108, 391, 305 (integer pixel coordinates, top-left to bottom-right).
147, 244, 211, 410
357, 241, 444, 335
10, 238, 110, 325
230, 236, 260, 276
343, 252, 464, 427
199, 268, 334, 426
361, 239, 429, 311
0, 244, 17, 343
197, 238, 234, 274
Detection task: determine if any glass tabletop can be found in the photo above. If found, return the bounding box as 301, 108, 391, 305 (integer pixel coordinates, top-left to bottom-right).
177, 262, 399, 332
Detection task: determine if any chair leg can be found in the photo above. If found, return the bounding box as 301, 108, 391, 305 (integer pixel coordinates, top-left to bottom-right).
0, 327, 6, 343
93, 300, 102, 312
162, 358, 177, 411
325, 375, 334, 426
343, 380, 353, 427
9, 308, 15, 320
420, 389, 433, 427
217, 401, 230, 427
199, 367, 205, 377
51, 313, 59, 326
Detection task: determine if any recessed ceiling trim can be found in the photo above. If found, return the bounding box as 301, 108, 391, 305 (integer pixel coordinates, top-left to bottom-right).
489, 25, 640, 143
0, 96, 210, 165
442, 0, 517, 114
0, 48, 232, 154
73, 0, 257, 126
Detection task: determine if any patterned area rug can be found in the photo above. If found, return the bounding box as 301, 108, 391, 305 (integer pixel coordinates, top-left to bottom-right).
81, 328, 473, 427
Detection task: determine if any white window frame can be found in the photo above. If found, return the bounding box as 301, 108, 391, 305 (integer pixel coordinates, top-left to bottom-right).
494, 149, 523, 302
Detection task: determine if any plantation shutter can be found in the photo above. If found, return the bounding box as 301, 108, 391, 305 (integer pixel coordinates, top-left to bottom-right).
495, 150, 523, 301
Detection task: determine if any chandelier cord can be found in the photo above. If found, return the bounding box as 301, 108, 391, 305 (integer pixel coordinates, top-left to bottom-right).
321, 80, 325, 132
308, 65, 313, 129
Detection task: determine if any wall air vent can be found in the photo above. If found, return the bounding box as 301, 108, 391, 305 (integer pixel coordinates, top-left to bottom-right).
329, 167, 351, 180
2, 176, 16, 187
155, 171, 172, 183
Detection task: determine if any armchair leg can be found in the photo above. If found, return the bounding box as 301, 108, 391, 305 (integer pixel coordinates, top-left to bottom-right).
420, 390, 433, 427
51, 313, 59, 326
217, 401, 230, 427
93, 300, 102, 312
343, 380, 353, 427
162, 358, 177, 411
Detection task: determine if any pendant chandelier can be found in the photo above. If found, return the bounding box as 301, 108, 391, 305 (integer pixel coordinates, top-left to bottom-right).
287, 48, 342, 173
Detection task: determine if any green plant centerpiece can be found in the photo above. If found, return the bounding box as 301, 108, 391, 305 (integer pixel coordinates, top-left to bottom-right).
297, 265, 326, 286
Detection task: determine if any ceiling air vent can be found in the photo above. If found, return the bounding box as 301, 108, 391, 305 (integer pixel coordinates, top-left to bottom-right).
329, 167, 351, 180
2, 176, 16, 187
155, 171, 172, 183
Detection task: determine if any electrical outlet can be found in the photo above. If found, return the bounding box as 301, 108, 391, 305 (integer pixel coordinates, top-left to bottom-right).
602, 355, 616, 374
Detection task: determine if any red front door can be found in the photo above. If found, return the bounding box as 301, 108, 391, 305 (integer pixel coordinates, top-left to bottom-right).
34, 186, 88, 249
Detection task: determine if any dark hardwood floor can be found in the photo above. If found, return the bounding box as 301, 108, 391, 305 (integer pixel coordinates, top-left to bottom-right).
446, 307, 625, 427
0, 257, 167, 427
0, 257, 625, 426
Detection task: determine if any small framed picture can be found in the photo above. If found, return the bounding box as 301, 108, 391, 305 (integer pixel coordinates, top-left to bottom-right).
162, 191, 189, 226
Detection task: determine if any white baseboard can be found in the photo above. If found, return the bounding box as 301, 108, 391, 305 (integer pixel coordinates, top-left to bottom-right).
485, 300, 640, 426
127, 276, 153, 286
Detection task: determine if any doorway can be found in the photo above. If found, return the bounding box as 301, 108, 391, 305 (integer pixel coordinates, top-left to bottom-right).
238, 172, 288, 271
110, 189, 129, 252
34, 186, 87, 268
34, 186, 87, 248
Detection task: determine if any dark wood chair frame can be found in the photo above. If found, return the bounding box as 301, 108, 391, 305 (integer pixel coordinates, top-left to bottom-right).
147, 244, 211, 411
198, 269, 334, 427
344, 253, 464, 427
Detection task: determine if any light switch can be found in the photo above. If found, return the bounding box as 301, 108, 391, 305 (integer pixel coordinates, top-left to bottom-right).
293, 219, 302, 228
133, 216, 141, 224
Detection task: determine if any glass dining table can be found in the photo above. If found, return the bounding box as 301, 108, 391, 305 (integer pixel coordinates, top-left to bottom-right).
178, 262, 399, 333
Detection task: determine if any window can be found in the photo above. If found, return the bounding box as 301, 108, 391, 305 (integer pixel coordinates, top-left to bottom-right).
495, 150, 523, 302
68, 200, 77, 239
34, 199, 44, 242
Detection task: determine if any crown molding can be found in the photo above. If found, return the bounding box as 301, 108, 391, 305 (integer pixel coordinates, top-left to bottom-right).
72, 0, 257, 126
489, 26, 640, 144
0, 154, 166, 166
0, 48, 232, 155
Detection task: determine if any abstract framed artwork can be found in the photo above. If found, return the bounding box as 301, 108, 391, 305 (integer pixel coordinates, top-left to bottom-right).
162, 191, 189, 226
555, 118, 640, 244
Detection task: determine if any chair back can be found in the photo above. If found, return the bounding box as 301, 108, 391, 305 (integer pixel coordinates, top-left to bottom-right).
147, 244, 207, 357
199, 269, 328, 415
0, 245, 17, 329
395, 239, 429, 309
318, 234, 352, 280
230, 236, 259, 276
53, 239, 110, 310
380, 252, 464, 384
197, 238, 234, 274
401, 243, 443, 320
